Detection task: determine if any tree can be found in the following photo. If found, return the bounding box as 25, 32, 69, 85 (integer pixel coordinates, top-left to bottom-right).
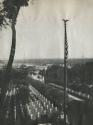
0, 0, 29, 102
3, 0, 29, 82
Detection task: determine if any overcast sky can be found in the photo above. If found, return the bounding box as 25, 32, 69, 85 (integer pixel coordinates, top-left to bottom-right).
0, 0, 93, 60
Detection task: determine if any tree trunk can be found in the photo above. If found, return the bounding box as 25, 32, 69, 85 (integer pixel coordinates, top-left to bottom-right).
5, 22, 16, 84
1, 22, 16, 108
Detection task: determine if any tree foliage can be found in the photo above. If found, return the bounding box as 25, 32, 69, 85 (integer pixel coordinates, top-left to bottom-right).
0, 0, 29, 28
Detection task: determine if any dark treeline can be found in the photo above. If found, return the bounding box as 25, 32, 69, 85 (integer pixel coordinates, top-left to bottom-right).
43, 62, 93, 97
44, 62, 93, 85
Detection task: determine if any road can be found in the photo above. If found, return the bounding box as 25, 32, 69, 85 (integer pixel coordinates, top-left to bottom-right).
49, 83, 86, 102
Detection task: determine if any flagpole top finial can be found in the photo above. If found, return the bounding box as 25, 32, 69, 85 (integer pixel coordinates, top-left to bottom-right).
63, 19, 69, 22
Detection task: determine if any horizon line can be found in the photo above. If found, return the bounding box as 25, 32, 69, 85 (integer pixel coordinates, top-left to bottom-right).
0, 57, 93, 61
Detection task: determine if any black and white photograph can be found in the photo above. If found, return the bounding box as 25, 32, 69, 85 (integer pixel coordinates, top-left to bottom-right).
0, 0, 93, 125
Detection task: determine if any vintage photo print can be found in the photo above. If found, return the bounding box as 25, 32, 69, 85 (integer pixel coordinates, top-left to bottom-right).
0, 0, 93, 125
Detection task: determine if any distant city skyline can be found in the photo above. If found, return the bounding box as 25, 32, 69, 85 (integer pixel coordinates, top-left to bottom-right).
0, 0, 93, 60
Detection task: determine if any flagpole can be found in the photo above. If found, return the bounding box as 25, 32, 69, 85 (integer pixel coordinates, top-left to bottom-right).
63, 19, 69, 125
